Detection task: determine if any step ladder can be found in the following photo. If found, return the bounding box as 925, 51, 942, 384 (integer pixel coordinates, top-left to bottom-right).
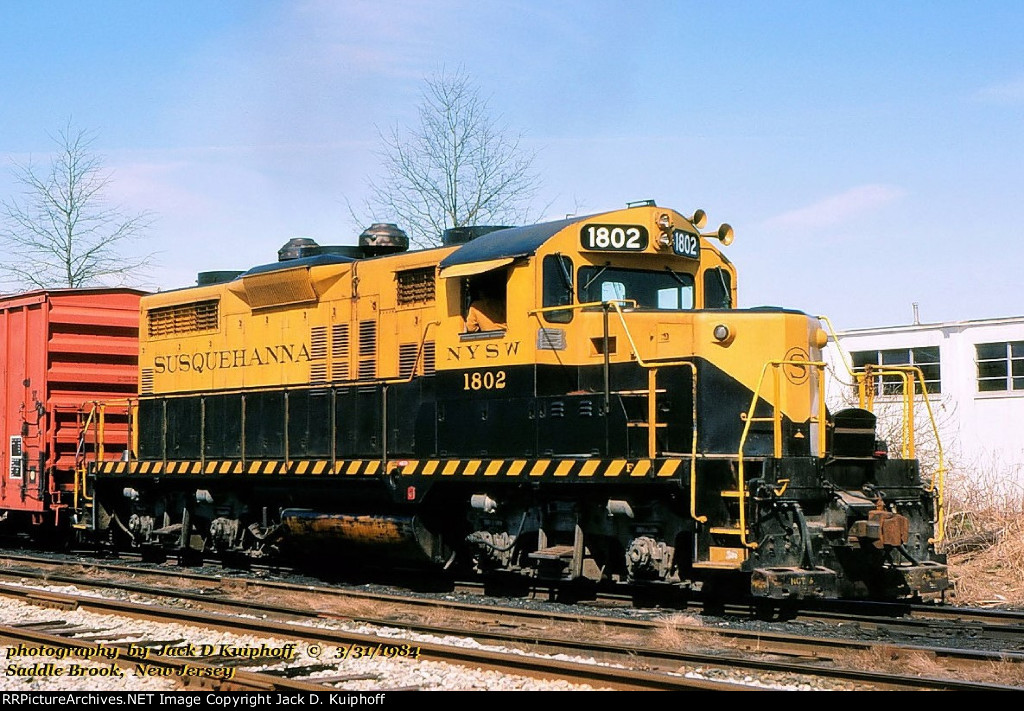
615, 383, 667, 458
692, 488, 749, 569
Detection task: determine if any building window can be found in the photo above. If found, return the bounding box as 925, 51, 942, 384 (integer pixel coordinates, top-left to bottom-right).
850, 346, 941, 395
976, 341, 1024, 392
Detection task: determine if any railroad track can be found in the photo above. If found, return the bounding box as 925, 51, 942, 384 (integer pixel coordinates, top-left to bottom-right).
4, 550, 1024, 652
0, 622, 338, 693
0, 553, 1021, 690
0, 583, 754, 691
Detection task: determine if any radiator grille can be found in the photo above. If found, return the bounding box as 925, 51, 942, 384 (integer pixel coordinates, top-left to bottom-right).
396, 267, 435, 306
147, 300, 219, 337
241, 269, 316, 309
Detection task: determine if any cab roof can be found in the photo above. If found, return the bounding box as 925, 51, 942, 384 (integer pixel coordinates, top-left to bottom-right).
437, 215, 588, 269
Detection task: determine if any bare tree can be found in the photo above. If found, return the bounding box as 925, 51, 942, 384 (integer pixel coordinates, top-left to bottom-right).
1, 121, 155, 290
358, 68, 543, 248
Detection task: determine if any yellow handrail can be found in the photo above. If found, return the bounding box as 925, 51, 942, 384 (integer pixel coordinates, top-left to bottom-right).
859, 364, 946, 544
815, 316, 945, 544
73, 404, 99, 509
74, 398, 138, 510
819, 315, 856, 378
528, 300, 703, 521
380, 320, 441, 386
736, 358, 828, 549
599, 302, 704, 523
859, 367, 915, 458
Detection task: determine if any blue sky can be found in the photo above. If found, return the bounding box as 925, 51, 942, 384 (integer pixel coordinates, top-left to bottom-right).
2, 0, 1022, 329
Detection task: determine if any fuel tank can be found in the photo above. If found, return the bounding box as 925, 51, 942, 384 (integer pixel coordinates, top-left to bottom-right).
280, 510, 451, 566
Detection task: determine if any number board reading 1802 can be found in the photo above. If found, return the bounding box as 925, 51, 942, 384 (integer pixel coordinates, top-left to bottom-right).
580, 224, 649, 251
673, 230, 700, 260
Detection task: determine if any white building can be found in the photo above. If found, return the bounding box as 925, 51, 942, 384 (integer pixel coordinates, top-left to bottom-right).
824, 315, 1024, 501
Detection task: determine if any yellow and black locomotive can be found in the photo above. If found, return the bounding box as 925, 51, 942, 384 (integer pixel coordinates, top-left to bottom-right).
90, 200, 949, 600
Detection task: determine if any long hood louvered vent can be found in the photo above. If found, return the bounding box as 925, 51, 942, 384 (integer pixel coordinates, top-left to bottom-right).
147, 300, 219, 337
310, 326, 328, 359
423, 341, 436, 374
234, 268, 317, 309
310, 326, 328, 384
227, 262, 348, 311
399, 343, 418, 378
397, 267, 436, 305
358, 320, 376, 380
332, 323, 350, 381
399, 341, 437, 378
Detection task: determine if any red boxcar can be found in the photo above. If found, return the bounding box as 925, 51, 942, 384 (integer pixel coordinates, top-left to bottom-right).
0, 288, 144, 533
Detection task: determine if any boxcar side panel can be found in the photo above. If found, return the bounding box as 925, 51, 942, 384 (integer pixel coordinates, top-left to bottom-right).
0, 289, 142, 518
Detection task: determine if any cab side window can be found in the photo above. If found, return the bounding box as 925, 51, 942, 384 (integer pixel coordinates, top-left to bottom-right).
704, 267, 732, 309
464, 269, 508, 333
542, 254, 573, 323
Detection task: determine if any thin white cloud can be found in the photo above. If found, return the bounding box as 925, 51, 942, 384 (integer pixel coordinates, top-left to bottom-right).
106, 160, 216, 217
761, 184, 906, 231
290, 0, 463, 79
975, 77, 1024, 104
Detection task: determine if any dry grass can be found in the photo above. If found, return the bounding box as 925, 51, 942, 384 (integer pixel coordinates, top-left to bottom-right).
652, 613, 718, 651
940, 470, 1024, 608
945, 516, 1024, 607
271, 590, 393, 620
844, 645, 1024, 686
845, 645, 946, 676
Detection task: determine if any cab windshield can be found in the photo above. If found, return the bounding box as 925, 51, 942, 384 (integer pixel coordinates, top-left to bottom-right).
577, 266, 694, 310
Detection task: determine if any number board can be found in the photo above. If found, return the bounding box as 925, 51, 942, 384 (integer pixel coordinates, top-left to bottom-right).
673, 230, 700, 260
580, 224, 648, 251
